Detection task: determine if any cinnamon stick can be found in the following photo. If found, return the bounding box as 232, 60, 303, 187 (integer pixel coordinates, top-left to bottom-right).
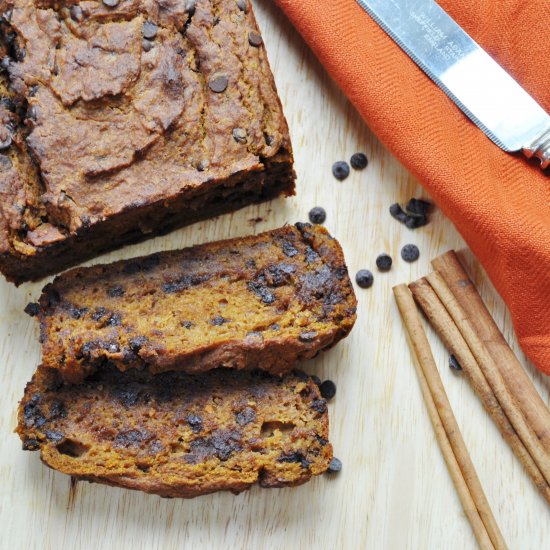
394, 284, 506, 550
426, 271, 550, 485
432, 251, 550, 454
409, 278, 550, 505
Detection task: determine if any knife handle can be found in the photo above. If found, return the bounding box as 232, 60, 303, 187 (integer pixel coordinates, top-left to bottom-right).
523, 126, 550, 170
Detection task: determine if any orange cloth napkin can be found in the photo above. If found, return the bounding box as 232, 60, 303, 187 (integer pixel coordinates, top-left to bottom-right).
275, 0, 550, 374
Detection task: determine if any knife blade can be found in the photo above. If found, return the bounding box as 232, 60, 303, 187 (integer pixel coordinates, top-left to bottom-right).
356, 0, 550, 169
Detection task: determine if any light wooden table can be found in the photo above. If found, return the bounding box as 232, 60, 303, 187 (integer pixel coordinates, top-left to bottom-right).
1, 2, 548, 549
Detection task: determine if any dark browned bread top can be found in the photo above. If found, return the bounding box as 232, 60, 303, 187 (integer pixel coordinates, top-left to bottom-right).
33, 224, 357, 383
17, 365, 332, 498
0, 0, 294, 283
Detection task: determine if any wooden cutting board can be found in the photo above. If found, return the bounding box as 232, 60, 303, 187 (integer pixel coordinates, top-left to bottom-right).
1, 2, 548, 548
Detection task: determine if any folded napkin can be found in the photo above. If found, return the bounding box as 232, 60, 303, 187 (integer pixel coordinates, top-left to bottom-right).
275, 0, 550, 374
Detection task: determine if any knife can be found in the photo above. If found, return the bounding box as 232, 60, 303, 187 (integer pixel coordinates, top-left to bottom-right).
356, 0, 550, 170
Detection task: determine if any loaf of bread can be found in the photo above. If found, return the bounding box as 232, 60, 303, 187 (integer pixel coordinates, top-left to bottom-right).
31, 223, 357, 383
17, 365, 332, 498
0, 0, 294, 284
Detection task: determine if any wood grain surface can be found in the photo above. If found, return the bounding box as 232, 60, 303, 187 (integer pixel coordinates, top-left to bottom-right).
1, 2, 548, 548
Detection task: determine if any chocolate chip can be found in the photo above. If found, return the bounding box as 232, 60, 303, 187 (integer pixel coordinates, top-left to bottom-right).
235, 407, 256, 426
0, 97, 15, 112
232, 127, 247, 144
376, 253, 392, 272
142, 21, 158, 39
0, 154, 12, 171
45, 429, 64, 442
308, 206, 326, 225
0, 134, 12, 151
449, 355, 462, 372
327, 457, 342, 473
332, 161, 350, 181
350, 152, 368, 170
181, 320, 193, 329
102, 0, 119, 7
355, 269, 373, 289
129, 336, 147, 352
209, 75, 228, 93
0, 57, 10, 72
319, 380, 336, 400
406, 198, 431, 216
299, 331, 317, 342
184, 0, 197, 14
107, 285, 125, 297
27, 105, 37, 121
248, 31, 263, 47
69, 5, 84, 22
197, 159, 209, 171
278, 451, 310, 468
142, 39, 153, 52
389, 202, 408, 223
270, 323, 280, 331
24, 302, 40, 317
105, 312, 122, 327
187, 413, 202, 432
248, 281, 276, 304
310, 399, 327, 414
91, 307, 108, 321
264, 134, 274, 146
401, 244, 420, 262
311, 375, 322, 387
236, 0, 248, 12
210, 315, 228, 326
281, 241, 299, 257
405, 214, 428, 229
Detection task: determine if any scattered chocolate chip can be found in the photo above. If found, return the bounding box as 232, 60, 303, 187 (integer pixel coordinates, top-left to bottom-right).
209, 74, 228, 93
264, 134, 274, 146
0, 97, 15, 112
0, 57, 10, 72
327, 457, 342, 473
355, 269, 374, 289
91, 307, 108, 321
210, 315, 228, 326
389, 203, 409, 224
248, 31, 263, 47
105, 312, 122, 327
184, 0, 197, 14
69, 5, 84, 22
310, 399, 327, 414
449, 355, 462, 372
350, 152, 368, 170
311, 375, 322, 387
107, 285, 125, 297
142, 21, 158, 39
319, 380, 337, 400
1, 8, 13, 23
406, 198, 431, 216
232, 127, 247, 144
142, 39, 153, 52
278, 451, 310, 468
308, 206, 326, 225
270, 323, 280, 331
299, 331, 317, 343
24, 302, 40, 317
332, 161, 350, 181
401, 244, 420, 262
45, 430, 64, 442
105, 341, 120, 353
376, 253, 392, 272
0, 134, 12, 151
236, 0, 248, 12
102, 0, 119, 7
248, 281, 276, 304
405, 215, 428, 229
181, 320, 193, 329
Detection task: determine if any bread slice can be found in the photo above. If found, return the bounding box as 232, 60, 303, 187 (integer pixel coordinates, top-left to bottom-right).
17, 365, 332, 498
31, 224, 357, 383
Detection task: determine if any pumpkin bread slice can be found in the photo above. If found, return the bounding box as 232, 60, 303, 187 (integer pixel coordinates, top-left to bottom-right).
30, 223, 357, 383
17, 366, 332, 498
